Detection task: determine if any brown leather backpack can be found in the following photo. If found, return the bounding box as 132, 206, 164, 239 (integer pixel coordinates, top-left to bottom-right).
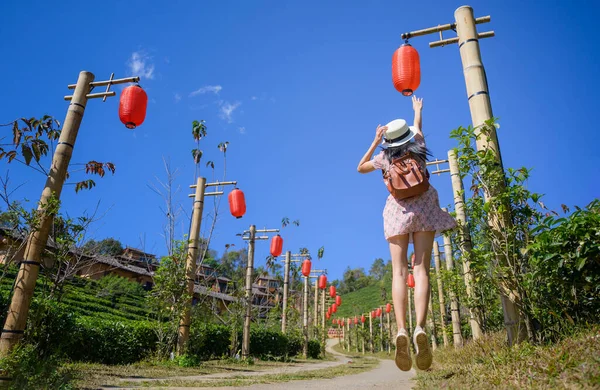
382, 152, 430, 200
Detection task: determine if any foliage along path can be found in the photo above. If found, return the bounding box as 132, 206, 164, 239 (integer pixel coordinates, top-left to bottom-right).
102, 339, 414, 389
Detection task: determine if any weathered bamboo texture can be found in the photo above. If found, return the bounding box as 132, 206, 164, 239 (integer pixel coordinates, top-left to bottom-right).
369, 313, 374, 352
0, 71, 94, 356
302, 275, 309, 357
455, 5, 525, 344
433, 242, 449, 347
177, 177, 206, 354
448, 149, 483, 339
440, 214, 464, 347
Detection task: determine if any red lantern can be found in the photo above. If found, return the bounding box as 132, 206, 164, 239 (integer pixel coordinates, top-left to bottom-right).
335, 295, 342, 307
318, 274, 327, 290
376, 308, 382, 317
386, 303, 392, 313
361, 315, 365, 323
332, 303, 337, 313
329, 285, 336, 298
354, 316, 358, 325
270, 235, 283, 257
326, 312, 331, 320
341, 320, 344, 327
327, 306, 332, 316
407, 273, 415, 288
119, 85, 148, 129
392, 43, 421, 97
301, 259, 312, 277
228, 189, 246, 219
371, 311, 375, 318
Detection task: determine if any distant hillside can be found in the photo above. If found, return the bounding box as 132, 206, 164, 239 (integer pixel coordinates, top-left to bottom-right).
333, 283, 392, 319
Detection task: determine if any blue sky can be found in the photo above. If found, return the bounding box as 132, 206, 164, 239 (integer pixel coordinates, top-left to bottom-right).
1, 0, 599, 281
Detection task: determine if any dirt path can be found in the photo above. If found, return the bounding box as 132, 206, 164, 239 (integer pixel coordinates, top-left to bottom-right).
104, 339, 414, 389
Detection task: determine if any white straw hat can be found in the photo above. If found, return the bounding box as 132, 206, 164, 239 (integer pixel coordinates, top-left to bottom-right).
381, 119, 417, 148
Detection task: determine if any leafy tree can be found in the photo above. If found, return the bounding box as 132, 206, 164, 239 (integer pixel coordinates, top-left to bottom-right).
369, 258, 386, 281
82, 237, 124, 256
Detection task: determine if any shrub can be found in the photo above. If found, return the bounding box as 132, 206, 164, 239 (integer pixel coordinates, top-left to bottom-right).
307, 339, 321, 359
188, 322, 231, 360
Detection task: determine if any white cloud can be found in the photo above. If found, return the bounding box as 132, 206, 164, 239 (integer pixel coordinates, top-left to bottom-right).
127, 51, 155, 80
174, 93, 181, 103
251, 96, 257, 101
239, 126, 246, 135
219, 101, 241, 123
189, 85, 222, 97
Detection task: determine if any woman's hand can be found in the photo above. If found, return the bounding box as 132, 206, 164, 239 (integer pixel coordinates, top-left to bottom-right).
374, 124, 387, 144
412, 95, 423, 112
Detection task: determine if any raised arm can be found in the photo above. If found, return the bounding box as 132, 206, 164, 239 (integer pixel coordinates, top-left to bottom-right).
412, 95, 423, 137
357, 124, 386, 173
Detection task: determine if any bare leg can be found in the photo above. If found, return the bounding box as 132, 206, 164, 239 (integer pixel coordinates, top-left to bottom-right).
389, 234, 409, 332
413, 231, 435, 328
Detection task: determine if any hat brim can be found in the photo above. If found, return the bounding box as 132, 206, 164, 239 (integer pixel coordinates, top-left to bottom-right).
381, 126, 418, 148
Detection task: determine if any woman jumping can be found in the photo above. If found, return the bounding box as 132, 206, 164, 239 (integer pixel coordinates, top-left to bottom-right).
357, 96, 456, 371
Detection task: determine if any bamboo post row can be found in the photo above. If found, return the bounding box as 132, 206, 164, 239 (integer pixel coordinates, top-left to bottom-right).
387, 309, 391, 354
177, 177, 206, 354
369, 313, 374, 352
448, 150, 482, 339
361, 321, 365, 354
313, 277, 319, 337
440, 214, 464, 347
433, 242, 449, 347
379, 308, 384, 352
321, 288, 326, 356
0, 71, 139, 357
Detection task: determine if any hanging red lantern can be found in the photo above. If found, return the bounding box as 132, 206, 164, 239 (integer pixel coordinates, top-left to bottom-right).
407, 273, 415, 288
361, 315, 366, 323
335, 295, 342, 307
301, 259, 312, 277
371, 310, 375, 318
386, 303, 392, 313
329, 285, 336, 298
327, 306, 332, 316
270, 235, 283, 257
376, 308, 382, 317
318, 274, 327, 290
392, 43, 421, 97
341, 320, 344, 327
326, 312, 331, 320
119, 84, 148, 129
354, 316, 358, 325
228, 188, 246, 219
331, 303, 337, 313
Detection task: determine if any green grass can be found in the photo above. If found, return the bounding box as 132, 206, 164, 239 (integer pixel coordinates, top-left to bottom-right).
414, 326, 600, 389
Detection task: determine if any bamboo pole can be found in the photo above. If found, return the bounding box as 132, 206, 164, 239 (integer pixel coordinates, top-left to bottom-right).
302, 275, 309, 357
281, 251, 291, 333
177, 177, 206, 354
433, 242, 449, 347
242, 225, 256, 359
321, 289, 325, 356
448, 149, 482, 339
369, 313, 374, 352
440, 215, 464, 348
387, 310, 391, 354
408, 288, 414, 335
0, 71, 95, 356
379, 309, 384, 353
313, 278, 319, 337
361, 321, 365, 354
427, 285, 438, 351
454, 5, 524, 344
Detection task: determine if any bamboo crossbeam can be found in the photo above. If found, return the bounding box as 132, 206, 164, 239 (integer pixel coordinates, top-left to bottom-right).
204, 191, 224, 196
67, 76, 140, 89
64, 91, 115, 101
430, 31, 495, 48
426, 159, 448, 166
256, 228, 279, 233
401, 16, 490, 40
205, 181, 237, 187
431, 168, 451, 175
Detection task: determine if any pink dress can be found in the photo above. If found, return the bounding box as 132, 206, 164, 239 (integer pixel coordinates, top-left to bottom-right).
371, 136, 457, 242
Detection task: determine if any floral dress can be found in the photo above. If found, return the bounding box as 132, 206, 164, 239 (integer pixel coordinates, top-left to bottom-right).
371, 135, 457, 242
